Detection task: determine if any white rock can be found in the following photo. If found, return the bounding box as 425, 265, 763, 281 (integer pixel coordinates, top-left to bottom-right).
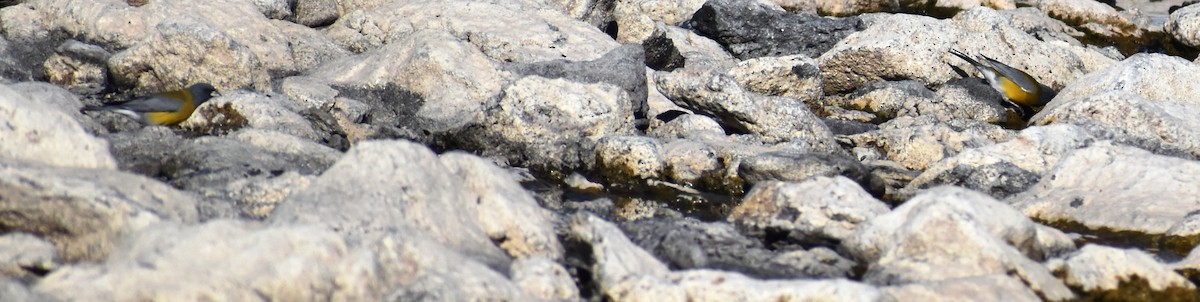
0, 162, 199, 261
1010, 141, 1200, 238
1049, 245, 1197, 298
846, 186, 1074, 300
269, 140, 512, 269
729, 176, 889, 243
440, 152, 564, 259
0, 83, 115, 169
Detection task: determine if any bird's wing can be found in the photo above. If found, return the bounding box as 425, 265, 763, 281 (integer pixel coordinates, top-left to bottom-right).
105, 92, 187, 112
979, 55, 1040, 94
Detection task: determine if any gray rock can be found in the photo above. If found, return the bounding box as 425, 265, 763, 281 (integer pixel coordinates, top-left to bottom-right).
842, 116, 1013, 171
737, 151, 884, 196
0, 3, 66, 82
594, 135, 666, 184
620, 217, 855, 279
0, 83, 115, 169
511, 256, 581, 301
560, 196, 617, 221
144, 0, 313, 76
107, 129, 337, 220
568, 192, 883, 302
645, 72, 685, 130
612, 0, 705, 43
107, 20, 270, 93
269, 140, 512, 270
904, 0, 1015, 17
600, 129, 870, 196
767, 0, 901, 16
660, 139, 724, 188
931, 79, 1012, 123
222, 129, 336, 215
849, 116, 1017, 172
728, 54, 823, 104
270, 19, 351, 73
1048, 245, 1198, 301
34, 220, 379, 301
564, 171, 606, 193
102, 126, 186, 177
817, 13, 950, 94
310, 30, 504, 134
690, 0, 863, 60
825, 80, 939, 122
641, 24, 687, 71
452, 76, 635, 173
32, 0, 306, 91
845, 187, 1075, 300
276, 75, 339, 110
42, 40, 109, 95
7, 80, 106, 133
657, 24, 737, 67
292, 0, 339, 27
1037, 53, 1200, 114
324, 0, 618, 61
1031, 60, 1200, 160
370, 227, 533, 301
610, 269, 890, 301
654, 63, 839, 147
0, 162, 200, 261
439, 152, 564, 259
1168, 3, 1200, 48
949, 7, 1120, 85
566, 212, 671, 296
0, 279, 60, 302
882, 275, 1041, 302
552, 0, 618, 35
1008, 142, 1200, 254
614, 196, 683, 221
819, 117, 875, 136
902, 124, 1096, 200
63, 197, 526, 302
251, 0, 292, 20
324, 97, 368, 122
0, 35, 28, 81
0, 233, 57, 281
227, 126, 341, 166
910, 162, 1037, 199
1002, 7, 1088, 46
819, 8, 1110, 94
1022, 0, 1145, 48
857, 159, 920, 202
503, 44, 649, 128
226, 170, 313, 219
648, 112, 725, 140
729, 177, 889, 245
182, 90, 321, 142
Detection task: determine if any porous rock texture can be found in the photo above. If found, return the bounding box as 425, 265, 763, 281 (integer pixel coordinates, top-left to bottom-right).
2, 0, 1198, 300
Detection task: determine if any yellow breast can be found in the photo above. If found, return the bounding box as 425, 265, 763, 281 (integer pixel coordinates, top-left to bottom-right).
143, 90, 196, 125
999, 77, 1040, 108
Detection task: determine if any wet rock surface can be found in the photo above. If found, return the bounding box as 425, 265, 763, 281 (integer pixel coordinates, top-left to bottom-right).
2, 0, 1200, 300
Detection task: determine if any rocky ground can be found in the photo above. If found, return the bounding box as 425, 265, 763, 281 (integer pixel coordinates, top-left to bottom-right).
2, 0, 1200, 301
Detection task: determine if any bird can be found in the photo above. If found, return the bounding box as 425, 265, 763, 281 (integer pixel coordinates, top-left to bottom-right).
86, 83, 218, 125
947, 49, 1056, 119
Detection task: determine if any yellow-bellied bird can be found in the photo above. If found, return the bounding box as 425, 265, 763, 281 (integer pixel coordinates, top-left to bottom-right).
88, 83, 218, 125
948, 49, 1056, 119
